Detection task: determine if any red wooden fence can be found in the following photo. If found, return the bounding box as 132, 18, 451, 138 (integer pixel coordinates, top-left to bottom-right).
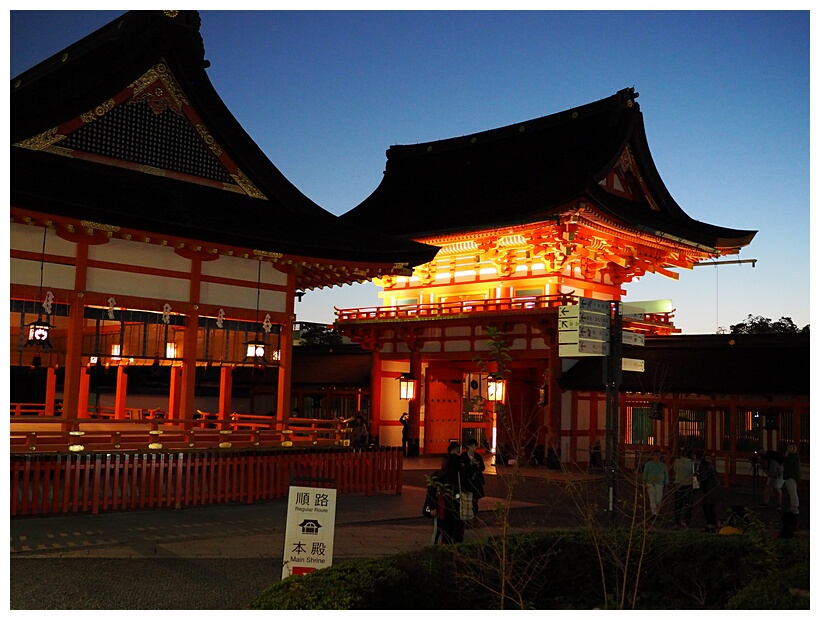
10, 447, 403, 517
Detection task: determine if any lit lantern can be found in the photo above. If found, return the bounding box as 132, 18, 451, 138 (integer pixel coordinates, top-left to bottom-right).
245, 338, 267, 364
165, 342, 178, 359
487, 373, 506, 402
25, 317, 52, 349
398, 372, 417, 400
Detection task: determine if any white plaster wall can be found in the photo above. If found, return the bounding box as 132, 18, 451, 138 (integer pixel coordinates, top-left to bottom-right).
88, 237, 190, 271
10, 257, 74, 290
200, 281, 286, 313
86, 267, 189, 302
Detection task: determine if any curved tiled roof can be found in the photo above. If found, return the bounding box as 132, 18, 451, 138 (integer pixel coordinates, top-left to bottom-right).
342, 88, 756, 251
11, 10, 438, 286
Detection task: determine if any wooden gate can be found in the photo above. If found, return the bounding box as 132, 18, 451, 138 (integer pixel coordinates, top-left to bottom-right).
424, 367, 463, 454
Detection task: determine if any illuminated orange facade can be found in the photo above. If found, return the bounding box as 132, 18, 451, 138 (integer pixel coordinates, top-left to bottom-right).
337, 88, 758, 459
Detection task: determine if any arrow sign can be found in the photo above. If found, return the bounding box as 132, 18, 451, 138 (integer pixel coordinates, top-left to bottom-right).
579, 297, 610, 314
578, 325, 610, 341
559, 342, 610, 357
622, 332, 645, 346
558, 317, 579, 331
578, 340, 610, 355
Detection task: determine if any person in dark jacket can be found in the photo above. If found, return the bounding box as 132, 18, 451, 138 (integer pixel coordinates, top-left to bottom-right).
782, 442, 801, 514
460, 437, 485, 519
437, 441, 466, 544
694, 450, 721, 533
399, 412, 410, 457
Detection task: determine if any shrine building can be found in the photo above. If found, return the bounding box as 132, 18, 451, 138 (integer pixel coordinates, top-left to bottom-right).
10, 10, 437, 429
334, 87, 786, 467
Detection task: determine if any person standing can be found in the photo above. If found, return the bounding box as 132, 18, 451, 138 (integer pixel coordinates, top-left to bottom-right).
782, 442, 801, 514
437, 441, 466, 544
694, 450, 721, 533
672, 447, 694, 528
760, 447, 785, 508
399, 412, 410, 457
460, 437, 486, 519
642, 449, 669, 518
351, 415, 369, 448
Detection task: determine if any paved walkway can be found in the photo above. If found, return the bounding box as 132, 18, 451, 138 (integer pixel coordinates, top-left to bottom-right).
9, 456, 809, 609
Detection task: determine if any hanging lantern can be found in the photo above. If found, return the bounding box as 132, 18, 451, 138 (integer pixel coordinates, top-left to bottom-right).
398, 372, 417, 401
487, 373, 506, 402
25, 226, 53, 350
245, 338, 267, 364
651, 402, 664, 420
245, 260, 268, 367
25, 317, 52, 349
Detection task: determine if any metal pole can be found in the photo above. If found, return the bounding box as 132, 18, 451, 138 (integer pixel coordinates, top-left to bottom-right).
604, 301, 623, 527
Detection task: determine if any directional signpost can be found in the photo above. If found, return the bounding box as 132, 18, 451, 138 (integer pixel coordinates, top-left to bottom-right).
557, 297, 658, 526
558, 298, 610, 358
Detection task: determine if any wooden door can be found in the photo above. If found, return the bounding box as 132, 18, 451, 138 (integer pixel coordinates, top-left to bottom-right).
424, 367, 463, 454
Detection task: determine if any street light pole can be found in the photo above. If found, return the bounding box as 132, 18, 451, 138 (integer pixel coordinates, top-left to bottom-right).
604, 301, 623, 527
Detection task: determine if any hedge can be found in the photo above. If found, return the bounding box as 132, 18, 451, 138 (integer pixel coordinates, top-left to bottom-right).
250, 530, 810, 610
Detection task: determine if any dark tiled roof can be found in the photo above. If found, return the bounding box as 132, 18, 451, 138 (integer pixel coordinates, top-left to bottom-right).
342, 88, 756, 251
557, 333, 809, 396
11, 10, 438, 282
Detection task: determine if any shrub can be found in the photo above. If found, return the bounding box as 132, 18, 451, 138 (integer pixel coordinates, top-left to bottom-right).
249, 531, 810, 609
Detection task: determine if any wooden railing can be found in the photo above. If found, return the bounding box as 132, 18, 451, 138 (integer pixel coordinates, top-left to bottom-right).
11, 447, 404, 517
10, 409, 352, 455
335, 293, 574, 322
334, 294, 677, 332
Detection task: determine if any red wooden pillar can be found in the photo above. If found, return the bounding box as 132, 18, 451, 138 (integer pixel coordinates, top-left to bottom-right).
168, 366, 183, 418
179, 257, 202, 422
408, 348, 422, 455
45, 367, 57, 416
115, 366, 128, 419
218, 366, 233, 420
369, 349, 381, 440
61, 239, 89, 421
78, 368, 91, 418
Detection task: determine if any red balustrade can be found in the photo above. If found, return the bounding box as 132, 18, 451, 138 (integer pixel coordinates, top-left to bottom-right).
10, 447, 403, 517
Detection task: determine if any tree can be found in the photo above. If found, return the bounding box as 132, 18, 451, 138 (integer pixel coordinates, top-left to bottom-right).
725, 315, 809, 334
297, 323, 343, 346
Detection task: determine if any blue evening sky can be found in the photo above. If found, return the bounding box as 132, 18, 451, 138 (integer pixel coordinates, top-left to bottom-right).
8, 8, 812, 335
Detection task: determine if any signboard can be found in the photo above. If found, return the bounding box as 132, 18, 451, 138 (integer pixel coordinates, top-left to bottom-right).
559, 341, 610, 357
578, 297, 611, 314
559, 298, 611, 357
621, 299, 673, 319
282, 485, 337, 580
621, 331, 646, 346
621, 358, 645, 372
558, 307, 611, 328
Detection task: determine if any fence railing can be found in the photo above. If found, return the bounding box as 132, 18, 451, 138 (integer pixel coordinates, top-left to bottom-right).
11, 447, 403, 517
10, 409, 352, 454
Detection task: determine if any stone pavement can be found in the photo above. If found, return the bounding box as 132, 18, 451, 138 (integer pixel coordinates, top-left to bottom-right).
9, 456, 809, 609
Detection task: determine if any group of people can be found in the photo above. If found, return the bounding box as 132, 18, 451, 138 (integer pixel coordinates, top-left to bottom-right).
641, 447, 727, 532
425, 438, 486, 545
642, 442, 802, 534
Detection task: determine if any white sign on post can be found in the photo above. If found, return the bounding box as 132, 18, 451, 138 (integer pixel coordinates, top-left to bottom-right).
621, 331, 646, 346
621, 358, 645, 372
559, 298, 611, 357
282, 485, 337, 580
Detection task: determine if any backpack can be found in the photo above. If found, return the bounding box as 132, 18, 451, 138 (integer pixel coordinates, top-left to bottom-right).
422, 471, 439, 518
